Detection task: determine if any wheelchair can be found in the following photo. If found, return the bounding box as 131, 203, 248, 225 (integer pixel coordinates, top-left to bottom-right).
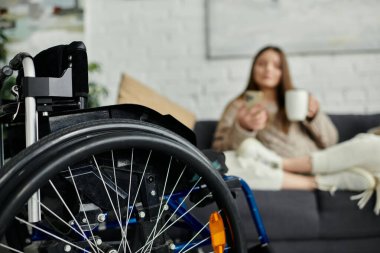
0, 42, 270, 253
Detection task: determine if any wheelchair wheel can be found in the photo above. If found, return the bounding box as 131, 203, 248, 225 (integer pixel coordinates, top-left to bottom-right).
0, 119, 246, 253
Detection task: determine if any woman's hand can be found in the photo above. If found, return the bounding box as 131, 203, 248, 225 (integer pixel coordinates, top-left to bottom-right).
307, 95, 319, 119
237, 104, 268, 131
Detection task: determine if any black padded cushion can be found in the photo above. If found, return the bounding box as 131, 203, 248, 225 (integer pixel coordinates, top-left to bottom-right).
250, 190, 319, 241
254, 190, 380, 241
33, 41, 88, 97
317, 190, 380, 238
329, 114, 380, 142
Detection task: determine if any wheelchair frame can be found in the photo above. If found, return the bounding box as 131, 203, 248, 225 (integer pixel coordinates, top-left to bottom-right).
0, 42, 269, 253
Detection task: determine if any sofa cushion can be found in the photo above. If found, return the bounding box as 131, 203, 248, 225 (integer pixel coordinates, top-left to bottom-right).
317, 191, 380, 239
117, 73, 196, 129
240, 190, 380, 243
269, 237, 380, 253
248, 190, 319, 241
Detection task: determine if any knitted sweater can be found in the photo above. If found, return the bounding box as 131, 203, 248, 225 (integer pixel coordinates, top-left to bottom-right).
212, 98, 339, 158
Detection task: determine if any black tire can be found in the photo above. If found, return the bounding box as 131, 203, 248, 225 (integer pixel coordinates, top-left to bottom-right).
0, 119, 246, 253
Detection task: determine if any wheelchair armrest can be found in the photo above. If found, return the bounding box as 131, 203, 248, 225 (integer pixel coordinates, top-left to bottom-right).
201, 149, 229, 174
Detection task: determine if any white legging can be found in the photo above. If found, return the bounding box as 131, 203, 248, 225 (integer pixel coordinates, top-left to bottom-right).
224, 133, 380, 190
312, 133, 380, 175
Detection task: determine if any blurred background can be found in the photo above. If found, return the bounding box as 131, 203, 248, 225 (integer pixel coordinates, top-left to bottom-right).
1, 0, 380, 120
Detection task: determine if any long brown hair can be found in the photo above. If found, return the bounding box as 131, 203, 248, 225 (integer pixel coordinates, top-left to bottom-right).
241, 46, 293, 107
232, 46, 294, 132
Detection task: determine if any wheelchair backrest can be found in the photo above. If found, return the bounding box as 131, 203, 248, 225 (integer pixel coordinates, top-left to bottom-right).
33, 41, 88, 98
14, 41, 89, 112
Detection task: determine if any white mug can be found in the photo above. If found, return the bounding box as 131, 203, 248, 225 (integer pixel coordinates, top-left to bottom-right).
285, 89, 309, 121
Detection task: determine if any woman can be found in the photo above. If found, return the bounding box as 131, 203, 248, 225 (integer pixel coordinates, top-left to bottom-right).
213, 46, 337, 157
213, 46, 380, 213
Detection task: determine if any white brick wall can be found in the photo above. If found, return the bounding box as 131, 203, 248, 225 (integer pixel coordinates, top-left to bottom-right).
86, 0, 380, 120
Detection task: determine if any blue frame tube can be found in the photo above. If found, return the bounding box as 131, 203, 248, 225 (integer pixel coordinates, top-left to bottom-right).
236, 176, 270, 245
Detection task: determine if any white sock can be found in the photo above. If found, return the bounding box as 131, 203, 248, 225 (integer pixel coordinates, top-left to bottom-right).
315, 167, 375, 192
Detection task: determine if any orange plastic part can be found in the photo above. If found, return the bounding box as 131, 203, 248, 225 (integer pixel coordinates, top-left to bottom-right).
209, 212, 226, 253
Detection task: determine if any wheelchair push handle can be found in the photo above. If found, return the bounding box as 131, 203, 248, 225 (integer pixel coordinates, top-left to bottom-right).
9, 52, 32, 71
0, 52, 34, 95
0, 52, 33, 92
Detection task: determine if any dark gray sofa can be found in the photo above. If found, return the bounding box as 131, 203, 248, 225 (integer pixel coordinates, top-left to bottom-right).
193, 114, 380, 253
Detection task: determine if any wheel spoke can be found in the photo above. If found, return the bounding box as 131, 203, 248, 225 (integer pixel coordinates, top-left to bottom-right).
0, 243, 24, 253
126, 150, 152, 222
39, 201, 97, 247
182, 237, 211, 253
15, 217, 91, 253
142, 156, 173, 253
110, 149, 130, 253
147, 192, 212, 250
118, 150, 152, 252
111, 150, 123, 229
135, 178, 209, 253
156, 177, 204, 236
67, 167, 102, 253
178, 221, 211, 253
92, 155, 123, 228
48, 179, 100, 253
139, 165, 187, 252
178, 210, 222, 253
123, 148, 135, 253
